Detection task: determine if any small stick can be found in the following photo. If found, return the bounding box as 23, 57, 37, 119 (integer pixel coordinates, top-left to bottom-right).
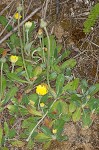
0, 7, 41, 44
0, 0, 15, 16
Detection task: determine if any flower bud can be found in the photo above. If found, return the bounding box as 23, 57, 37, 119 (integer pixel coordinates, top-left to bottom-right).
37, 28, 43, 38
25, 21, 32, 30
17, 4, 23, 12
40, 102, 45, 108
52, 129, 57, 134
40, 19, 47, 28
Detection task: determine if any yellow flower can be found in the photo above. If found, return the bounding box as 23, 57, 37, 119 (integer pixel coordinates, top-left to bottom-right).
10, 55, 18, 63
40, 102, 45, 108
36, 84, 48, 96
25, 21, 32, 30
14, 13, 22, 20
52, 129, 57, 134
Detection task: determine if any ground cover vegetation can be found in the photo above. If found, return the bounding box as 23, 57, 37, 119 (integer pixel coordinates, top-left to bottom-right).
0, 1, 99, 150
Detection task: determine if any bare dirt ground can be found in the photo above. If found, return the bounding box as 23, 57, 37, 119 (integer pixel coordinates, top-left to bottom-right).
0, 0, 99, 150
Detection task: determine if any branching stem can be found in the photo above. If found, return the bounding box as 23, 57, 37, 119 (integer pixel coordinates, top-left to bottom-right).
26, 98, 58, 142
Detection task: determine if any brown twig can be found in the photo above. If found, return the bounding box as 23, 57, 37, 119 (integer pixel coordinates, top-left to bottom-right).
0, 0, 16, 16
0, 7, 41, 44
42, 0, 50, 19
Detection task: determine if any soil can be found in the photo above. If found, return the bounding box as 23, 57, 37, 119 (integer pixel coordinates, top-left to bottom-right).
0, 0, 99, 150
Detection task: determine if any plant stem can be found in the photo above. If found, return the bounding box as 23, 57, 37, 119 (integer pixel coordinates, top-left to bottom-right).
17, 13, 30, 82
26, 97, 58, 142
42, 36, 45, 62
0, 62, 3, 100
38, 96, 41, 110
44, 27, 50, 88
26, 30, 29, 43
40, 37, 45, 63
11, 63, 15, 73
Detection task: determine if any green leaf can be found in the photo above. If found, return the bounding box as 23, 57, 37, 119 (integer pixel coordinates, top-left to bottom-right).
28, 94, 38, 105
9, 129, 16, 138
65, 68, 72, 77
54, 48, 58, 58
4, 122, 9, 136
22, 117, 38, 129
54, 44, 62, 59
24, 41, 33, 53
62, 114, 71, 122
81, 79, 88, 91
57, 135, 68, 141
22, 120, 31, 129
0, 15, 7, 25
11, 140, 25, 147
27, 105, 42, 116
21, 94, 29, 105
0, 108, 4, 113
41, 94, 48, 103
49, 72, 57, 80
7, 72, 28, 83
33, 66, 42, 77
26, 139, 34, 150
56, 50, 71, 64
28, 21, 35, 34
0, 15, 12, 31
88, 98, 99, 112
50, 100, 68, 115
69, 102, 76, 113
55, 119, 65, 137
60, 101, 68, 114
82, 111, 92, 128
19, 107, 29, 116
10, 33, 20, 47
27, 65, 33, 78
3, 87, 18, 104
63, 78, 79, 92
83, 3, 99, 33
88, 84, 99, 95
35, 133, 51, 142
0, 48, 4, 55
72, 108, 81, 122
44, 35, 56, 57
16, 56, 23, 66
50, 100, 60, 112
0, 76, 6, 97
41, 126, 52, 137
7, 104, 18, 114
56, 74, 65, 96
53, 64, 61, 73
0, 126, 3, 146
61, 58, 76, 70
